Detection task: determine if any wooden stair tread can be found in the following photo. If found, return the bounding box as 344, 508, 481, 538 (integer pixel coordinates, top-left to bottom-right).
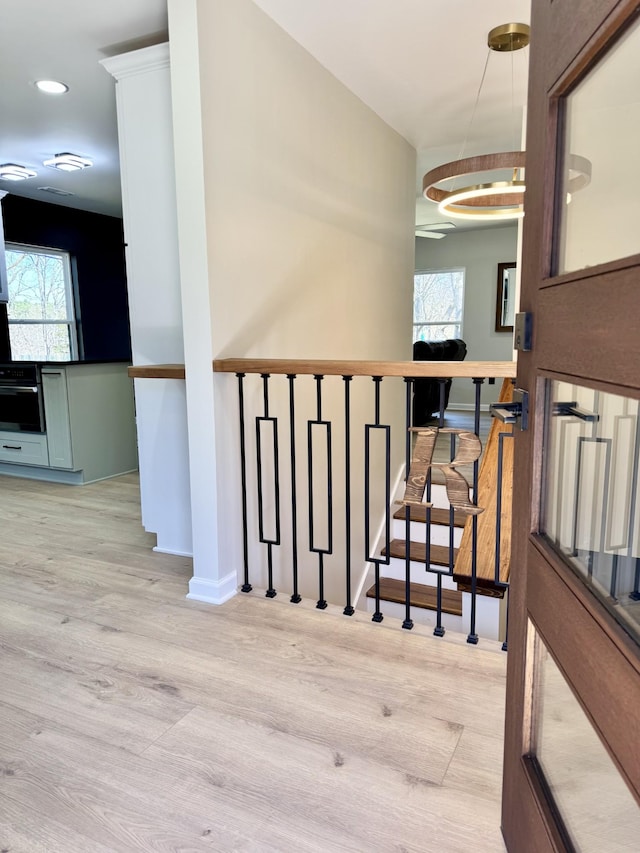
382, 539, 456, 568
393, 504, 466, 528
366, 577, 463, 616
456, 580, 505, 600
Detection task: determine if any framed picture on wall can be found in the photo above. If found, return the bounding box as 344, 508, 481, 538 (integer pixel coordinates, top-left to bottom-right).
495, 261, 516, 332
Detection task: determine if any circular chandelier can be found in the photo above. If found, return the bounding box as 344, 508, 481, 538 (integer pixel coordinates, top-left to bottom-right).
423, 23, 531, 221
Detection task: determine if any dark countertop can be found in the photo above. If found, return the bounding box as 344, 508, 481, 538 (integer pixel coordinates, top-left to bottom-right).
7, 360, 132, 367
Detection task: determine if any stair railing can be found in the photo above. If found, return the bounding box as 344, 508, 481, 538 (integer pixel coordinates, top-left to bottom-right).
214, 358, 516, 647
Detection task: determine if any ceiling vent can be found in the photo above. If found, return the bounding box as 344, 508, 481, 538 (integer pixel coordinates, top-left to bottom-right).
38, 186, 75, 197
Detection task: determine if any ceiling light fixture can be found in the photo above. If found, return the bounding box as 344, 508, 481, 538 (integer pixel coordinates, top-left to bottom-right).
415, 230, 446, 239
423, 23, 531, 221
0, 163, 37, 181
43, 152, 93, 172
35, 79, 69, 95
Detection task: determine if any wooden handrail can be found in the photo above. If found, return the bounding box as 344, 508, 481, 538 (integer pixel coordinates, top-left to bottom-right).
128, 364, 186, 379
213, 358, 516, 378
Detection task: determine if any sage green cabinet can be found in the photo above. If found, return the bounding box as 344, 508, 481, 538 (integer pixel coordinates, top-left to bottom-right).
0, 362, 138, 485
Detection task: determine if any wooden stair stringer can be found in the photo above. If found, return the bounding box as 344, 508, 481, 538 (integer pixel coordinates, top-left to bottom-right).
453, 378, 514, 596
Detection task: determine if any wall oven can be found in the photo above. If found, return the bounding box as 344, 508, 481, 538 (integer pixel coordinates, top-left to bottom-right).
0, 364, 45, 433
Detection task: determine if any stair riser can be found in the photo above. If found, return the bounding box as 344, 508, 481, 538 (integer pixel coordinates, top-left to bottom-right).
406, 483, 474, 510
391, 518, 463, 547
382, 558, 458, 590
366, 592, 503, 641
366, 598, 464, 632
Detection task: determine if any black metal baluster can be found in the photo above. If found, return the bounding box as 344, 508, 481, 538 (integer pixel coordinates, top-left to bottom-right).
435, 574, 445, 637
308, 375, 332, 610
502, 587, 509, 652
631, 558, 640, 602
343, 376, 355, 615
495, 429, 514, 588
495, 426, 513, 649
449, 431, 456, 574
610, 553, 620, 600
437, 378, 447, 428
403, 378, 413, 630
626, 413, 640, 601
365, 376, 390, 623
467, 377, 484, 644
256, 373, 280, 598
236, 372, 252, 593
288, 374, 301, 604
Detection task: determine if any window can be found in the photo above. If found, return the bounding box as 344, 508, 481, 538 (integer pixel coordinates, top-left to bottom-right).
5, 243, 78, 361
413, 268, 464, 342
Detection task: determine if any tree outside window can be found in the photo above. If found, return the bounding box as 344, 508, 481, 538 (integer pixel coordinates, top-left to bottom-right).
413, 268, 464, 342
5, 243, 78, 361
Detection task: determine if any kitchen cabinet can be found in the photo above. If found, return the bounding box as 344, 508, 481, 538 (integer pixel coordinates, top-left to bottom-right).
0, 362, 137, 484
0, 431, 48, 467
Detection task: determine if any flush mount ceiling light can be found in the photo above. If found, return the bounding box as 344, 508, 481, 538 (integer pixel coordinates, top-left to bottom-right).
0, 163, 37, 181
414, 221, 457, 239
423, 23, 531, 221
43, 152, 93, 172
35, 79, 69, 95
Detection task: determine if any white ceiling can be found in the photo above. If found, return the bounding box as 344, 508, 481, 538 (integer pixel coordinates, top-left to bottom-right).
0, 0, 168, 217
0, 0, 530, 227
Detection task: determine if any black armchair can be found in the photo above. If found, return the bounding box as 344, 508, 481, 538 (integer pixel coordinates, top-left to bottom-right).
412, 338, 467, 425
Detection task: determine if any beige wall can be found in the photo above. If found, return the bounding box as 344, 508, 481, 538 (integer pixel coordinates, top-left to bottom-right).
169, 0, 416, 603
415, 225, 517, 407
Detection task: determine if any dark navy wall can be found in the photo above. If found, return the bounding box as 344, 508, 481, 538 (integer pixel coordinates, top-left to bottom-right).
1, 195, 131, 361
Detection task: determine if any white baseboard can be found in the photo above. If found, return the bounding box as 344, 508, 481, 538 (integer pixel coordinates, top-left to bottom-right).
186, 571, 238, 605
153, 545, 193, 557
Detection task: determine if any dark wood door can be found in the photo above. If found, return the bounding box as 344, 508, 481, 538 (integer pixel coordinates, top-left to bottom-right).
503, 2, 640, 850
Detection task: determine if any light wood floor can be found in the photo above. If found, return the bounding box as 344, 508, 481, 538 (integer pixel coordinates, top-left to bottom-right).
0, 473, 507, 852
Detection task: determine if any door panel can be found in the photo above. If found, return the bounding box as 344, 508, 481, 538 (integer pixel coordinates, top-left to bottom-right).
533, 633, 640, 852
502, 1, 640, 850
528, 543, 640, 792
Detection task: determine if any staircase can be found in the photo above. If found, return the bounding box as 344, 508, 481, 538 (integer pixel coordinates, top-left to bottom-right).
365, 483, 505, 639
364, 381, 514, 641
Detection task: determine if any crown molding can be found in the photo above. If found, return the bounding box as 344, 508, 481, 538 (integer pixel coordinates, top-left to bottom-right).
101, 42, 169, 80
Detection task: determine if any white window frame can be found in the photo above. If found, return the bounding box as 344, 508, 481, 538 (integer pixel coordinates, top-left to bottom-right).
5, 242, 79, 360
413, 267, 465, 342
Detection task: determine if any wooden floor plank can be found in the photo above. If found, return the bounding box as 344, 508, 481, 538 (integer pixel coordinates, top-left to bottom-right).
0, 472, 506, 852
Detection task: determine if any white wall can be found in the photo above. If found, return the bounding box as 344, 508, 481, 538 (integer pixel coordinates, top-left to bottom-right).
415, 225, 517, 406
168, 0, 416, 604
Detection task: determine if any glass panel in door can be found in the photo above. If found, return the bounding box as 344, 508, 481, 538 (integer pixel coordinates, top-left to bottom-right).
557, 16, 640, 273
541, 380, 640, 646
532, 629, 640, 852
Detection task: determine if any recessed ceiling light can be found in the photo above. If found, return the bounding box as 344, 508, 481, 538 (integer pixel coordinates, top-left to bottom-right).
35, 79, 69, 95
0, 163, 37, 181
43, 152, 93, 172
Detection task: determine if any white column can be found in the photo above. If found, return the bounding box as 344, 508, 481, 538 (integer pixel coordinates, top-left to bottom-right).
101, 45, 193, 558
166, 0, 237, 604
